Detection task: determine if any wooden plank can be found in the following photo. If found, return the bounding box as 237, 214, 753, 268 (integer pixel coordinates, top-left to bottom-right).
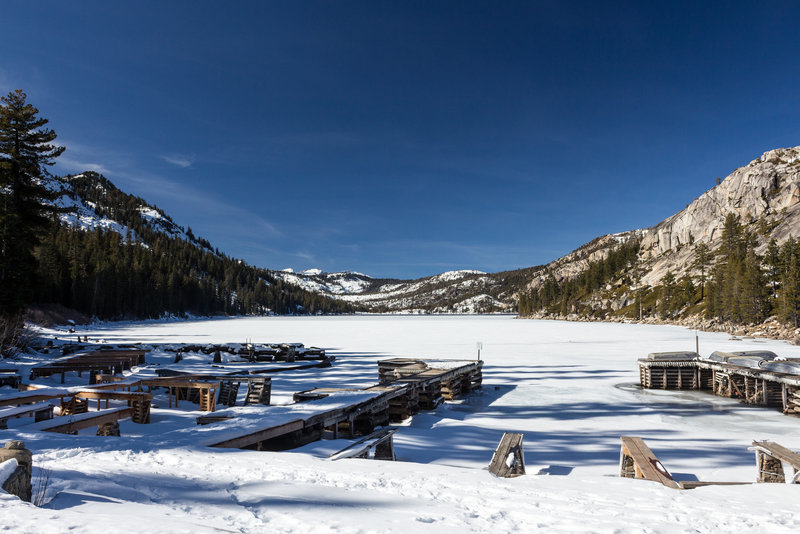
0, 402, 55, 424
751, 441, 800, 468
74, 390, 152, 401
677, 481, 751, 489
0, 391, 70, 407
619, 436, 680, 489
488, 432, 526, 478
328, 428, 397, 460
208, 419, 305, 449
35, 407, 133, 433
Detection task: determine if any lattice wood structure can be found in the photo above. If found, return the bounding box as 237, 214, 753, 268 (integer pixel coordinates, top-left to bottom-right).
752, 441, 800, 484
638, 351, 800, 416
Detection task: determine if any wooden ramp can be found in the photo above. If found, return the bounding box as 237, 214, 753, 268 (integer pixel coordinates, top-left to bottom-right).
329, 428, 397, 461
620, 437, 750, 490
752, 441, 800, 483
619, 436, 682, 489
488, 432, 526, 478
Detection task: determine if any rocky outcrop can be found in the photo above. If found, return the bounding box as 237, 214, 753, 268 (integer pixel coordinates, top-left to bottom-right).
638, 147, 800, 285
526, 146, 800, 293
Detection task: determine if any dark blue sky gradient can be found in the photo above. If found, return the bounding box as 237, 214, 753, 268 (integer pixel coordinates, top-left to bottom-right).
3, 1, 799, 277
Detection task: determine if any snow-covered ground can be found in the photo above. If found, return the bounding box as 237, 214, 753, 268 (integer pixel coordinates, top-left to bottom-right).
2, 316, 800, 532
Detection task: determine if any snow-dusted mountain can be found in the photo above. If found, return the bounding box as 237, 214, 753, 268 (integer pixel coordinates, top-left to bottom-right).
272, 268, 533, 313
45, 145, 800, 318
46, 172, 206, 249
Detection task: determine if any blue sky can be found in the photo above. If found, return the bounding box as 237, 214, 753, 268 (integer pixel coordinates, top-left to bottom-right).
3, 1, 800, 278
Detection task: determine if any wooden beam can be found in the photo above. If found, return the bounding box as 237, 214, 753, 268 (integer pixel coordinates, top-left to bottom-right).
619, 436, 681, 489
36, 407, 133, 433
207, 419, 305, 449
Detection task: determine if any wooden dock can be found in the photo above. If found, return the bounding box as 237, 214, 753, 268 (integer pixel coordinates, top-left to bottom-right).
29, 349, 146, 383
206, 358, 484, 451
638, 351, 800, 415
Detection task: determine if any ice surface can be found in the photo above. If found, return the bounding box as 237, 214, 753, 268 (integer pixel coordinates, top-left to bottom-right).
4, 316, 800, 532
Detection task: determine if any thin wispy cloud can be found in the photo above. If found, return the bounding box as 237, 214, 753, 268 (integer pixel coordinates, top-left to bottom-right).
160, 153, 195, 168
56, 155, 112, 176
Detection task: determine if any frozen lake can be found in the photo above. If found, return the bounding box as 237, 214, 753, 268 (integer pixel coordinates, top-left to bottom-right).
3, 315, 799, 533
76, 315, 800, 477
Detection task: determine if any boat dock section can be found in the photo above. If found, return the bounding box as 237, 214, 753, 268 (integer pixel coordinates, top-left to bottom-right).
639, 351, 800, 413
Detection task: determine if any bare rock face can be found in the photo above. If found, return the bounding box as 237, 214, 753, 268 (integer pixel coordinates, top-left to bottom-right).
641, 147, 800, 256
525, 146, 800, 295
638, 147, 800, 286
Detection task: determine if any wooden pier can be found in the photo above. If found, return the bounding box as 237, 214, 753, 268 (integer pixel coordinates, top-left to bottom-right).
29, 349, 146, 383
207, 358, 484, 452
638, 351, 800, 415
2, 353, 482, 454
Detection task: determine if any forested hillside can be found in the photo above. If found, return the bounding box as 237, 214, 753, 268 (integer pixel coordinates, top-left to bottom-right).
32, 172, 354, 320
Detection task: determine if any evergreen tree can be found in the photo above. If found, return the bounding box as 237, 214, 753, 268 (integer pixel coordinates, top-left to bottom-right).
692, 242, 712, 299
0, 90, 64, 352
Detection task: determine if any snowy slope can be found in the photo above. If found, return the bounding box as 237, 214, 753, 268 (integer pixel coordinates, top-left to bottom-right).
44, 172, 209, 248
3, 316, 800, 532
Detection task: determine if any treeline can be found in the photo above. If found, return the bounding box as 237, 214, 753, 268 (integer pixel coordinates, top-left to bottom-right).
31, 173, 353, 319
517, 238, 641, 316
517, 213, 800, 328
705, 214, 800, 326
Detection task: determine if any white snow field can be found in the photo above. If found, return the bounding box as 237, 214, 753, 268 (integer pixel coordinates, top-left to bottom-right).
3, 316, 800, 533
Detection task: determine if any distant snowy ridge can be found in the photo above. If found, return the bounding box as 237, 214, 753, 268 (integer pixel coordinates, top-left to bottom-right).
272, 267, 515, 313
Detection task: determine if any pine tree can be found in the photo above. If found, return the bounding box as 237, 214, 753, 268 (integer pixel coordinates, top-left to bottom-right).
692, 242, 712, 300
0, 90, 64, 351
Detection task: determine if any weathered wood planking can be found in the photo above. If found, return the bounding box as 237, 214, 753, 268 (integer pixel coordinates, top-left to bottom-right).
619, 436, 681, 489
207, 419, 305, 449
34, 407, 133, 434
329, 428, 397, 461
488, 433, 526, 478
752, 441, 800, 483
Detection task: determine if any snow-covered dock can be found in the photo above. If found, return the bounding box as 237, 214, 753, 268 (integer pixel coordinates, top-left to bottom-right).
639, 350, 800, 413
207, 358, 484, 450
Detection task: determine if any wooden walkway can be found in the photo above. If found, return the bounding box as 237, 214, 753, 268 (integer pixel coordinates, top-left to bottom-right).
204, 358, 483, 451
29, 349, 146, 383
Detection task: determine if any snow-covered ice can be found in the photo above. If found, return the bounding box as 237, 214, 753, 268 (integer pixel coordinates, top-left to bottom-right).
2, 316, 800, 532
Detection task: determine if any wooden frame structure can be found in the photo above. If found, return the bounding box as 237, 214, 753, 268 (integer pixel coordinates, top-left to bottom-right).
751, 441, 800, 484
638, 352, 800, 415
29, 350, 146, 383
620, 436, 750, 490
209, 358, 483, 452
488, 432, 526, 478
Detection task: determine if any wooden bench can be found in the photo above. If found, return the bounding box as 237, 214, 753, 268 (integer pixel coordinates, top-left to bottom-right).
620, 436, 681, 489
30, 406, 133, 434
488, 432, 526, 478
329, 428, 397, 461
752, 441, 800, 483
0, 403, 54, 429
73, 390, 153, 424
